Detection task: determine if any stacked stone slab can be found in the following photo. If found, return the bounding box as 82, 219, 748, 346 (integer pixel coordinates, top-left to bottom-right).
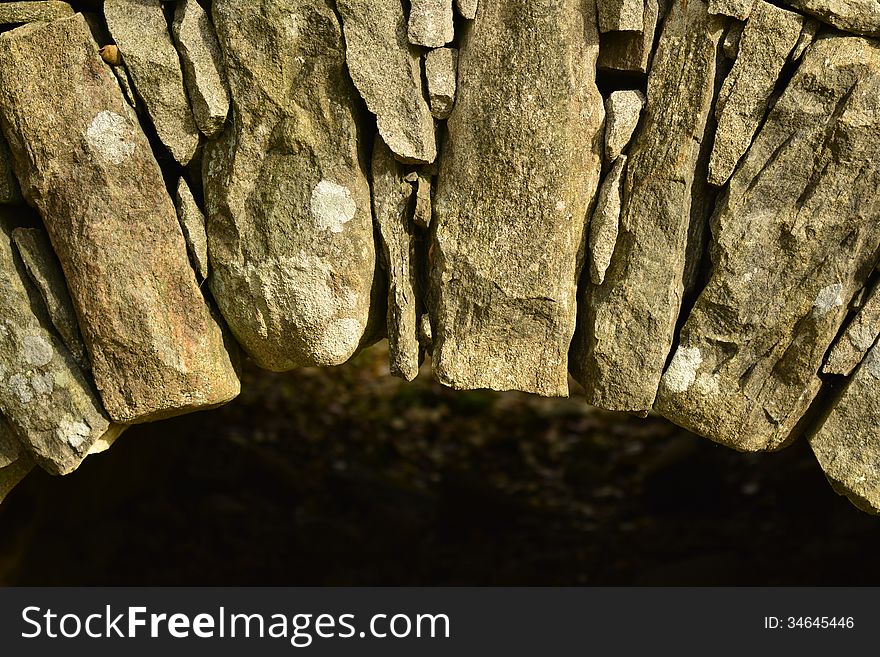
0, 15, 240, 425
430, 0, 604, 397
655, 36, 880, 453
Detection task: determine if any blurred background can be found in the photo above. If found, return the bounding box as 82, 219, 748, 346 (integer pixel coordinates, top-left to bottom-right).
1, 341, 878, 586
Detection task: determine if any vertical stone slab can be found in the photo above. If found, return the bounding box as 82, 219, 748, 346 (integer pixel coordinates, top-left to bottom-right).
430, 0, 604, 396
11, 227, 90, 372
105, 0, 200, 164
0, 454, 32, 506
0, 210, 118, 475
708, 1, 804, 186
172, 0, 231, 139
372, 137, 421, 381
337, 0, 437, 163
655, 36, 880, 451
810, 340, 880, 514
572, 0, 724, 413
205, 0, 376, 370
0, 15, 240, 424
824, 282, 880, 376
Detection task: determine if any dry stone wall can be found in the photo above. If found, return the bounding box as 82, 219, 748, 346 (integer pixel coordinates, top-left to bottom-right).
0, 0, 878, 515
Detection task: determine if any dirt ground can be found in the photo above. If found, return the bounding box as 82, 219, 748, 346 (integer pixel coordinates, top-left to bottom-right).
1, 343, 878, 586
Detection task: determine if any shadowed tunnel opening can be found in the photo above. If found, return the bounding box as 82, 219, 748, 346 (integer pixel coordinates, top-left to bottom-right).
1, 343, 878, 586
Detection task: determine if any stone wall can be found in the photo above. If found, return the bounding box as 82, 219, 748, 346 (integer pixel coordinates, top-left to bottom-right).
0, 0, 878, 514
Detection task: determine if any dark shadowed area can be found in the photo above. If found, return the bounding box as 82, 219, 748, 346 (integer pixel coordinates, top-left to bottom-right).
1, 342, 878, 586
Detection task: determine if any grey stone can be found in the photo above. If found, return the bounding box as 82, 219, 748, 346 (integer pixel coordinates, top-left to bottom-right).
105, 0, 200, 165
0, 209, 119, 475
419, 313, 433, 351
588, 155, 626, 286
655, 35, 880, 451
455, 0, 478, 20
172, 0, 231, 139
0, 132, 22, 204
572, 0, 724, 413
791, 18, 820, 61
205, 0, 376, 370
722, 20, 744, 60
338, 0, 436, 163
0, 14, 240, 424
782, 0, 880, 37
604, 90, 645, 164
372, 137, 421, 381
597, 0, 659, 74
425, 47, 458, 121
430, 0, 604, 397
409, 0, 454, 48
412, 168, 432, 230
709, 1, 804, 187
0, 1, 72, 24
599, 0, 645, 32
11, 228, 90, 372
810, 341, 880, 514
708, 0, 753, 20
824, 282, 880, 376
174, 178, 210, 281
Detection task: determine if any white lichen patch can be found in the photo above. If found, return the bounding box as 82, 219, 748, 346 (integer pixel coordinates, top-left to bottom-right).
8, 373, 33, 404
22, 334, 53, 367
86, 110, 136, 165
662, 346, 703, 394
310, 180, 357, 233
813, 283, 844, 318
57, 418, 92, 450
30, 372, 54, 396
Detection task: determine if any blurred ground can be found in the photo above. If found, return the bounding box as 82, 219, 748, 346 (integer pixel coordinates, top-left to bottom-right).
1, 342, 878, 586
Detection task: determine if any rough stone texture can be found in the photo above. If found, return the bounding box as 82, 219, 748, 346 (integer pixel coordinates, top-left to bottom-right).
0, 1, 72, 24
782, 0, 880, 37
655, 36, 880, 452
588, 155, 626, 286
425, 47, 458, 120
172, 0, 231, 140
709, 1, 804, 187
824, 282, 880, 376
0, 15, 240, 424
337, 0, 436, 163
174, 178, 210, 281
409, 0, 454, 48
0, 210, 118, 475
412, 168, 432, 230
572, 0, 724, 413
598, 0, 645, 32
604, 90, 645, 164
810, 340, 880, 514
11, 228, 90, 372
597, 0, 658, 74
0, 133, 21, 205
708, 0, 753, 20
722, 20, 744, 60
105, 0, 200, 165
205, 0, 376, 371
372, 137, 421, 381
0, 453, 32, 505
455, 0, 479, 19
791, 18, 820, 61
0, 415, 20, 469
430, 0, 604, 397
